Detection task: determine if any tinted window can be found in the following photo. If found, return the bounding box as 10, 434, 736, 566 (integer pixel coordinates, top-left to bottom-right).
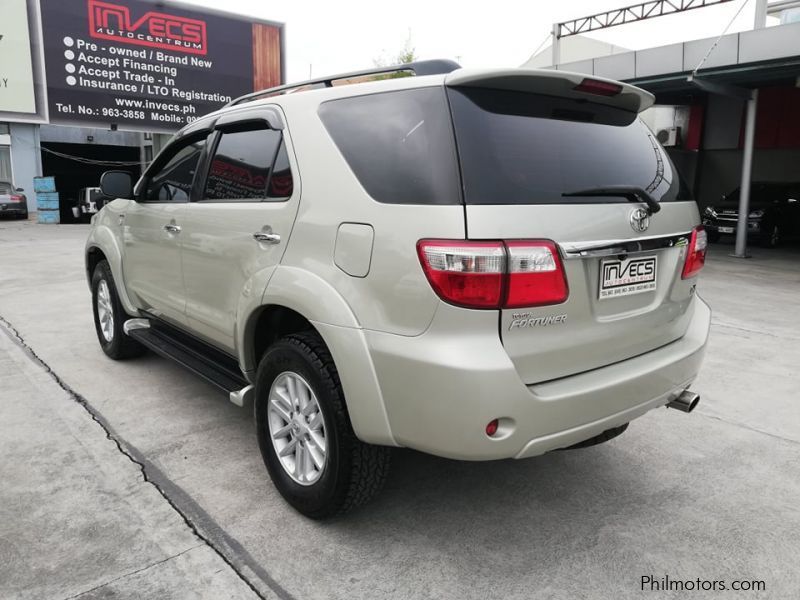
204, 129, 281, 201
146, 138, 206, 202
448, 87, 685, 205
0, 181, 12, 194
318, 88, 460, 205
267, 142, 293, 198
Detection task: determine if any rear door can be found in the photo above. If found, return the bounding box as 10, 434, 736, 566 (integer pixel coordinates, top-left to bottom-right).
179, 106, 300, 353
446, 80, 700, 384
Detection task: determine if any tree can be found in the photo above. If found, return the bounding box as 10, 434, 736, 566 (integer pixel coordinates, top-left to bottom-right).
373, 34, 417, 78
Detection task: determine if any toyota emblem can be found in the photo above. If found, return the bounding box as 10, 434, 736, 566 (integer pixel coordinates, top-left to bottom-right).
630, 208, 650, 233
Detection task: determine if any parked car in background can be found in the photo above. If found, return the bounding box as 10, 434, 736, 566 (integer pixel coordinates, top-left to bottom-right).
72, 187, 107, 222
703, 182, 800, 247
0, 180, 28, 220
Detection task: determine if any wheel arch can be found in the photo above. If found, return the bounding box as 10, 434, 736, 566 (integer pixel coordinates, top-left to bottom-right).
85, 223, 139, 315
239, 265, 360, 372
245, 304, 315, 372
242, 267, 396, 446
85, 245, 107, 285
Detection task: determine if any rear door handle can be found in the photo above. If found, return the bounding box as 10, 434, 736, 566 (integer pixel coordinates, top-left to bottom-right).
164, 224, 182, 234
253, 232, 281, 244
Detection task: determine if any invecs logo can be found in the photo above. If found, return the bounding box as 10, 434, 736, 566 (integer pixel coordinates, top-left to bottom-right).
87, 0, 208, 55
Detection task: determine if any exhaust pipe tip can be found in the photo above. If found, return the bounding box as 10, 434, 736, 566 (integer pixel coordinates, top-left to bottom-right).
667, 390, 700, 413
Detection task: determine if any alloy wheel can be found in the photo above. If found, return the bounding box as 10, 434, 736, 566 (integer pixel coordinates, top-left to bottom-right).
267, 371, 327, 485
96, 279, 114, 342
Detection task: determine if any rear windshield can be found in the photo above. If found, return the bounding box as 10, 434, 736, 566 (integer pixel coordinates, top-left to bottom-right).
318, 88, 461, 205
448, 87, 688, 205
0, 182, 13, 194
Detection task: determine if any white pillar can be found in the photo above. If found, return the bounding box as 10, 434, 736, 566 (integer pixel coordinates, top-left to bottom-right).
139, 132, 147, 174
753, 0, 769, 29
551, 23, 561, 66
733, 89, 758, 258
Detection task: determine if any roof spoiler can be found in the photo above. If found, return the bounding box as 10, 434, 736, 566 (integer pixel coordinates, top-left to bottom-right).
445, 68, 654, 114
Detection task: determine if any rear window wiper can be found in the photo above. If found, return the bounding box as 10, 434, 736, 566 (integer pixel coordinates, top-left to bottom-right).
562, 185, 661, 215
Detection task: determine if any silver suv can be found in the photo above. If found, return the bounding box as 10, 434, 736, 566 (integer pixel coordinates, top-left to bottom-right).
86, 60, 710, 518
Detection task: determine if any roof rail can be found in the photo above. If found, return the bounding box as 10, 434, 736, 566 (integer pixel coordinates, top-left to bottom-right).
225, 59, 461, 108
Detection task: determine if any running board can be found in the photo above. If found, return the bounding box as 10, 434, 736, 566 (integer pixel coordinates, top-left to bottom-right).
124, 318, 250, 400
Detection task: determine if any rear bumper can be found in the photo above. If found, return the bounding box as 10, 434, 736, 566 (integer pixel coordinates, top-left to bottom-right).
0, 204, 27, 216
365, 296, 710, 461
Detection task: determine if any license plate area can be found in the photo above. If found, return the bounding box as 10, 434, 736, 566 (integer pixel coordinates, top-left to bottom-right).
718, 226, 735, 234
599, 256, 657, 300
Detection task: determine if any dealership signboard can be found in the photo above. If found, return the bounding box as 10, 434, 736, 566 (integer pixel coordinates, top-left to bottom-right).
0, 0, 38, 115
38, 0, 283, 131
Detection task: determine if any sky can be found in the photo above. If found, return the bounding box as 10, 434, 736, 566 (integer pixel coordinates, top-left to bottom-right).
182, 0, 775, 83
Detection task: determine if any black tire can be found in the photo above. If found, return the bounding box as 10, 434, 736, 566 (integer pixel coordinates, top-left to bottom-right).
561, 423, 629, 450
91, 260, 145, 360
255, 331, 391, 518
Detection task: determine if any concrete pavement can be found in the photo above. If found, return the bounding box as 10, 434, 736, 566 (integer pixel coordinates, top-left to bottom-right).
1, 219, 799, 599
0, 314, 263, 599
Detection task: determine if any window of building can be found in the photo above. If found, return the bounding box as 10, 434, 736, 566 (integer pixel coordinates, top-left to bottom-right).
0, 146, 12, 182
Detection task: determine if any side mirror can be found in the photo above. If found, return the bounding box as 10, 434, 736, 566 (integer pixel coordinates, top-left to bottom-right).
100, 170, 133, 199
15, 187, 24, 192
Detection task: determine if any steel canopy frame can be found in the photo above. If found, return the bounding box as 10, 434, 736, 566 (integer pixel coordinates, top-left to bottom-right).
556, 0, 736, 38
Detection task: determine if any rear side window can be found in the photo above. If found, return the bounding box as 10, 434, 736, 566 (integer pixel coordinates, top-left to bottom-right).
204, 128, 286, 201
318, 88, 460, 205
268, 142, 293, 198
448, 87, 686, 205
145, 138, 206, 202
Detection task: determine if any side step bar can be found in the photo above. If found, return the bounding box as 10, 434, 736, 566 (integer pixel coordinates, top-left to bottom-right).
124, 318, 251, 405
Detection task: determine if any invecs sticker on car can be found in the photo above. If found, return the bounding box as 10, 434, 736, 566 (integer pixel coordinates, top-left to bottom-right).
599, 256, 657, 299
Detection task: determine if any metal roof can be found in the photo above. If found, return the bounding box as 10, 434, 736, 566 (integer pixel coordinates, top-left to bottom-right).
551, 21, 800, 93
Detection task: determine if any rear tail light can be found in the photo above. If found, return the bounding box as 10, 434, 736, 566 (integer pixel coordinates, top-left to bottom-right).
416, 241, 504, 309
9, 195, 24, 203
682, 226, 707, 279
417, 239, 568, 309
505, 241, 569, 308
573, 78, 623, 97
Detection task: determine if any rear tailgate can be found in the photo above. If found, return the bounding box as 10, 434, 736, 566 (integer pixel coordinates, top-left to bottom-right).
446, 70, 700, 384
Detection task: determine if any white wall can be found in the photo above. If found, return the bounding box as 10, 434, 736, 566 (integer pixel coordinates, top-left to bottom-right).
522, 36, 629, 68
9, 122, 41, 213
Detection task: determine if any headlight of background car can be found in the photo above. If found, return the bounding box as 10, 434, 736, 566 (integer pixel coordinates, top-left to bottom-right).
704, 206, 718, 218
748, 209, 764, 218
